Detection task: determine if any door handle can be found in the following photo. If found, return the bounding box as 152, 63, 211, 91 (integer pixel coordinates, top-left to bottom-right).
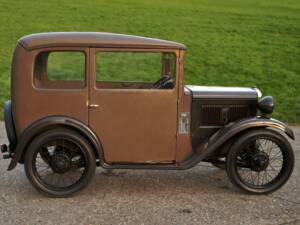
89, 104, 99, 108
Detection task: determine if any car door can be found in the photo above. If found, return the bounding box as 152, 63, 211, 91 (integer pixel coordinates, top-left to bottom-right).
88, 48, 179, 163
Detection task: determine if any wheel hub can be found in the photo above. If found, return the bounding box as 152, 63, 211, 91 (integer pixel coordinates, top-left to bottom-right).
51, 152, 71, 173
250, 151, 269, 172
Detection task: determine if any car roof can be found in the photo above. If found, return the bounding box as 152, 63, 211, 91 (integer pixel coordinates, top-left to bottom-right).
18, 32, 186, 50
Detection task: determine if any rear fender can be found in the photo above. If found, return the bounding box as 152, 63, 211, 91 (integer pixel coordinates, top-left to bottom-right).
4, 100, 17, 148
7, 116, 104, 171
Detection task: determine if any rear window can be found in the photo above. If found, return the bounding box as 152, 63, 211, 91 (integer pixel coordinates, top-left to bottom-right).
34, 51, 86, 89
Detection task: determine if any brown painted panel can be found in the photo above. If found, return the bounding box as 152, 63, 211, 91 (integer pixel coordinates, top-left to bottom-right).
12, 46, 89, 136
175, 50, 193, 161
89, 48, 179, 163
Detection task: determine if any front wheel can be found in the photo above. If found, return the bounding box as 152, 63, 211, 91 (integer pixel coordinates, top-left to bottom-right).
226, 129, 294, 194
24, 128, 96, 197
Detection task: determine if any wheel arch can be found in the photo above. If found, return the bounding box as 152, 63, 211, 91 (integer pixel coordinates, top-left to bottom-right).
225, 127, 294, 194
7, 116, 104, 171
202, 117, 294, 160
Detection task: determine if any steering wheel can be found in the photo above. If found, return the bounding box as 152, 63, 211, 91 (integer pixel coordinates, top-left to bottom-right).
152, 75, 174, 89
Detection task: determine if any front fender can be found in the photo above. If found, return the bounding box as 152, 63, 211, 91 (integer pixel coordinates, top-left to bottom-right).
215, 117, 294, 140
201, 117, 294, 160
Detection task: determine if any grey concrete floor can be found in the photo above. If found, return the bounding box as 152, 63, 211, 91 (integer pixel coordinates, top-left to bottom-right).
0, 122, 299, 225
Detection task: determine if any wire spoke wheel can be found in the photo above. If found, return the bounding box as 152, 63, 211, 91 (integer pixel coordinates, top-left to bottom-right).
236, 138, 284, 189
24, 128, 96, 197
226, 129, 294, 194
33, 138, 87, 190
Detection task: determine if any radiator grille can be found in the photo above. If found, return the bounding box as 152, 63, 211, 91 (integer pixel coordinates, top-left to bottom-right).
201, 105, 250, 126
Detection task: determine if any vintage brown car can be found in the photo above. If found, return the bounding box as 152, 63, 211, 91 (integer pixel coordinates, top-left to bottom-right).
0, 32, 295, 197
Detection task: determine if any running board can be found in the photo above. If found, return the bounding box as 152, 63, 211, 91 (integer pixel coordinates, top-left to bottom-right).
101, 139, 209, 170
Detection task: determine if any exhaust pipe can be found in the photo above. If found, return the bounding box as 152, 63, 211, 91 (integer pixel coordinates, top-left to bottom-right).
1, 144, 11, 159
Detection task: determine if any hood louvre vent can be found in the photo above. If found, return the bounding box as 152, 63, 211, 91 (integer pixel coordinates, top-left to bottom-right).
201, 105, 249, 126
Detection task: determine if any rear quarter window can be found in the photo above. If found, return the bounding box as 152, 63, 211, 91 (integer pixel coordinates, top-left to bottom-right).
34, 51, 86, 89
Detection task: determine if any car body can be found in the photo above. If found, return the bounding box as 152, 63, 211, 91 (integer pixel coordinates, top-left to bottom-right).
0, 32, 295, 197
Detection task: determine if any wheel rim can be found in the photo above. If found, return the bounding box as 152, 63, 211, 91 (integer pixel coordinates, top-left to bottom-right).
235, 137, 285, 189
32, 137, 88, 190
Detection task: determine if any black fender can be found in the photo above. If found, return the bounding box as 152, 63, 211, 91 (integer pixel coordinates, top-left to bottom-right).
199, 117, 294, 160
7, 116, 104, 171
4, 100, 17, 148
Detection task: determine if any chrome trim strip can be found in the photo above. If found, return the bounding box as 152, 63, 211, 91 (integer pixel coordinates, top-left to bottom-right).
186, 85, 258, 99
254, 87, 262, 98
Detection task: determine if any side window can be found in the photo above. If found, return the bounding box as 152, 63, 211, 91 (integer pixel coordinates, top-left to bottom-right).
95, 52, 176, 89
34, 51, 86, 89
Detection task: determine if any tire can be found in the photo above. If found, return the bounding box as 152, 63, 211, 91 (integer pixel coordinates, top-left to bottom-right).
226, 129, 294, 194
24, 128, 96, 197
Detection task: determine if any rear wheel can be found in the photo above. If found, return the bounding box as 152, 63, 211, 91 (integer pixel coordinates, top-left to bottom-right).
24, 128, 96, 197
226, 129, 294, 194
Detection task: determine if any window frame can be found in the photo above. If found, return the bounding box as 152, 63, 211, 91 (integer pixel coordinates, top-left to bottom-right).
33, 48, 88, 91
93, 48, 178, 91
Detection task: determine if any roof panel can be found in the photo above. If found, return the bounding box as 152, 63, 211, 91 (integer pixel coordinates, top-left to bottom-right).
18, 32, 186, 50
